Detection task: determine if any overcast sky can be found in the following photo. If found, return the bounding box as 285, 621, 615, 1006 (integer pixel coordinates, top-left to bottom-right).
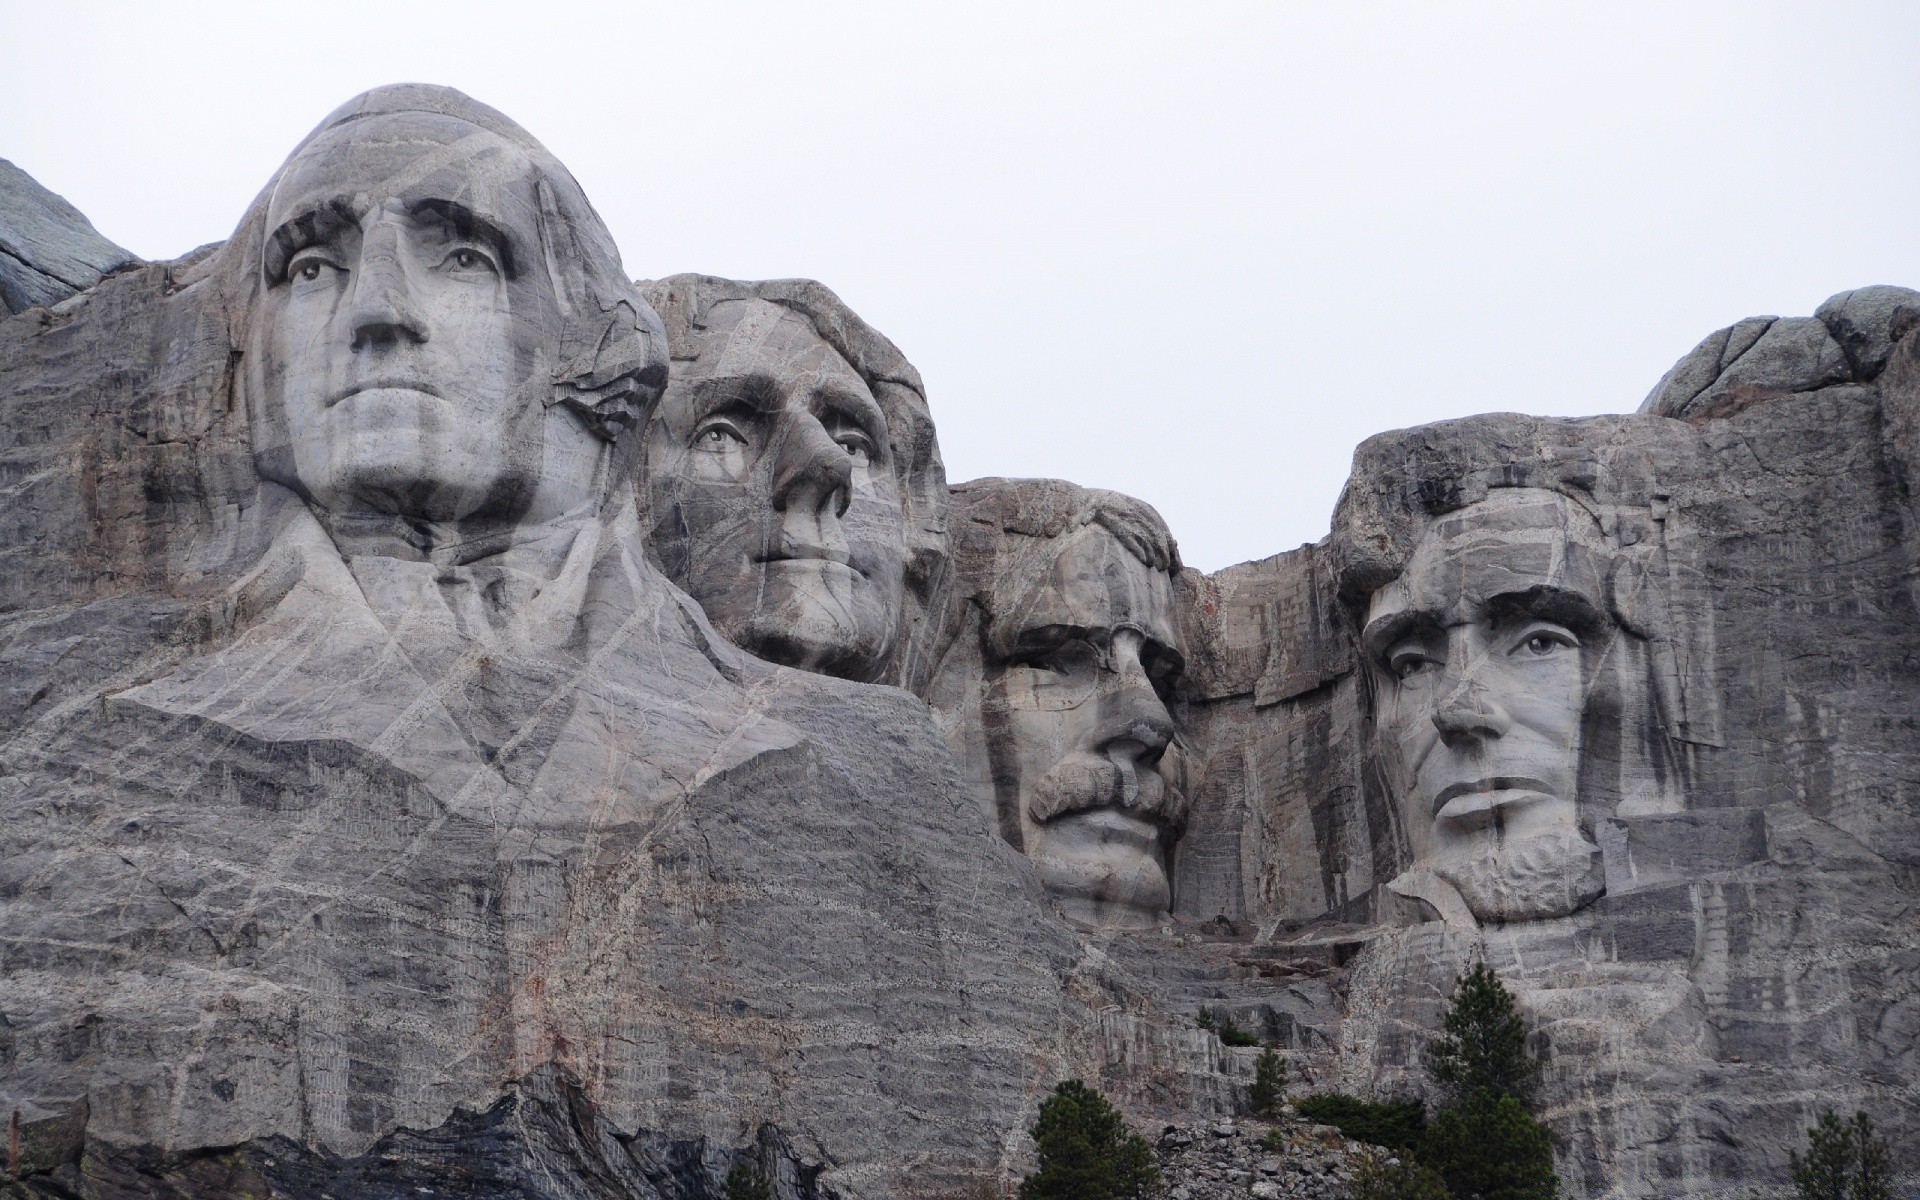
7, 2, 1920, 571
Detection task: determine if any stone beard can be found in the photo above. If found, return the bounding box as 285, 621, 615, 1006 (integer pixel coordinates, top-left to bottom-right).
641, 293, 909, 683
1364, 488, 1611, 924
934, 481, 1190, 929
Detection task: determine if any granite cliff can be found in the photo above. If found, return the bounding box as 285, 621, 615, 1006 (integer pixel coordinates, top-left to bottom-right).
0, 86, 1913, 1198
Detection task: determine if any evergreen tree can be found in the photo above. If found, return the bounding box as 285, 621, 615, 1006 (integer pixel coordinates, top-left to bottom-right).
1347, 1152, 1451, 1200
1248, 1047, 1287, 1118
1850, 1111, 1893, 1200
1292, 1093, 1426, 1152
1425, 962, 1539, 1105
1792, 1110, 1857, 1200
723, 1162, 771, 1200
1790, 1109, 1894, 1200
1418, 1087, 1558, 1200
1418, 964, 1557, 1199
1017, 1080, 1159, 1200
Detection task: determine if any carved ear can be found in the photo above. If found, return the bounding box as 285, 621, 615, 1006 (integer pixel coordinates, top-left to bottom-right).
535, 179, 670, 443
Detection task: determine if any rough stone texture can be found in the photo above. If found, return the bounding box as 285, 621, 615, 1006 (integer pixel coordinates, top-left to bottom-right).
3, 1068, 839, 1200
1176, 319, 1920, 1194
0, 159, 136, 315
0, 96, 1086, 1199
926, 478, 1190, 929
5, 105, 1920, 1200
1154, 1116, 1376, 1200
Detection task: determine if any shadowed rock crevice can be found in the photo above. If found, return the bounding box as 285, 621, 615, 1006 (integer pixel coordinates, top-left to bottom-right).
3, 1068, 836, 1200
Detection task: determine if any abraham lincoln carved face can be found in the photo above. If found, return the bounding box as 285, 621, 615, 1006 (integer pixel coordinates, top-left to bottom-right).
1364, 489, 1609, 923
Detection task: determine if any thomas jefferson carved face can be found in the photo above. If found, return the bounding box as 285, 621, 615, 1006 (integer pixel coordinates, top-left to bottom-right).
248, 111, 595, 529
643, 298, 906, 680
1364, 489, 1608, 923
983, 520, 1188, 929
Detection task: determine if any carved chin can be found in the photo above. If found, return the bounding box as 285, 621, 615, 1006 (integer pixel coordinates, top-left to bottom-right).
737, 606, 890, 681
1027, 833, 1171, 929
1435, 826, 1605, 923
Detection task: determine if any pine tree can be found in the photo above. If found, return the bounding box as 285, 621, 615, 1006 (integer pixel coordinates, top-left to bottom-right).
1248, 1047, 1286, 1118
723, 1162, 772, 1200
1017, 1080, 1160, 1200
1425, 962, 1539, 1105
1418, 1087, 1558, 1200
1347, 1152, 1451, 1200
1418, 964, 1558, 1199
1792, 1110, 1856, 1200
1849, 1111, 1893, 1200
1790, 1109, 1894, 1200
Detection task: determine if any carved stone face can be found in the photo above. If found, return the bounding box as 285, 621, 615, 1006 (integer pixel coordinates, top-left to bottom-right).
1364, 489, 1607, 922
986, 524, 1187, 928
644, 298, 906, 680
248, 111, 581, 528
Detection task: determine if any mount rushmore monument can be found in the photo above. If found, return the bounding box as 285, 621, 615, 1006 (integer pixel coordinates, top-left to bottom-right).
0, 85, 1915, 1198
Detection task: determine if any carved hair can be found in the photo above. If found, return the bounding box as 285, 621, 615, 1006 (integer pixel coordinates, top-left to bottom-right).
222, 84, 668, 458
948, 477, 1181, 577
942, 477, 1182, 661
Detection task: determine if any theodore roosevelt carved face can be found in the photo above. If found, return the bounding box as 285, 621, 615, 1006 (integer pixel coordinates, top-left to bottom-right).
246, 108, 604, 537
935, 480, 1190, 929
643, 298, 908, 681
1364, 488, 1609, 923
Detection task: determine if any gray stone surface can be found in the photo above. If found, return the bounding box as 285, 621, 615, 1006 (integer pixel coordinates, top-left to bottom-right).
1173, 323, 1920, 1193
0, 86, 1083, 1200
4, 91, 1918, 1199
927, 478, 1190, 929
635, 275, 948, 692
0, 158, 135, 314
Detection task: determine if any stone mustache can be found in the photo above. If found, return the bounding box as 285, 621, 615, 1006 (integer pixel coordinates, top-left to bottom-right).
1, 81, 1917, 1200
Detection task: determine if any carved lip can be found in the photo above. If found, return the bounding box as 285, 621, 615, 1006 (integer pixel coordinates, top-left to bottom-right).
1051, 807, 1162, 852
757, 545, 861, 574
1432, 776, 1556, 821
331, 380, 446, 407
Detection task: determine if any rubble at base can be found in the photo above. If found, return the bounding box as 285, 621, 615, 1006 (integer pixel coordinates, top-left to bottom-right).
1156, 1113, 1381, 1200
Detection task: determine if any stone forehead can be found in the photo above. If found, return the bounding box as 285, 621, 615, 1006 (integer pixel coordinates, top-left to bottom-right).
267, 111, 538, 226
1376, 489, 1611, 620
990, 523, 1180, 651
683, 297, 865, 388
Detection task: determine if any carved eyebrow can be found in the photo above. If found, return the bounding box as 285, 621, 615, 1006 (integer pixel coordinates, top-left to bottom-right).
264, 198, 357, 283
1484, 585, 1606, 634
1361, 609, 1442, 665
812, 384, 888, 450
407, 199, 517, 277
688, 374, 782, 417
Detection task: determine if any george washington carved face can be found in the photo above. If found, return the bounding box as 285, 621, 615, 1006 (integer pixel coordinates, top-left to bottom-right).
1364, 488, 1609, 923
247, 110, 588, 531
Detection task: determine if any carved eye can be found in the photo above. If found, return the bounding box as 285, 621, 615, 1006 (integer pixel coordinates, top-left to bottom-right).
1514, 626, 1578, 658
443, 246, 495, 274
1390, 651, 1439, 681
1016, 638, 1100, 679
835, 433, 873, 466
695, 421, 748, 449
288, 253, 338, 283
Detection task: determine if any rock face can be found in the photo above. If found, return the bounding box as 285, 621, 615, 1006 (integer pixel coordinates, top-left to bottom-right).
2, 87, 1917, 1199
0, 159, 135, 315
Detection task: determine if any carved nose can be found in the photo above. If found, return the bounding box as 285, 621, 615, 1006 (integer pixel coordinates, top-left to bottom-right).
1431, 676, 1511, 746
771, 414, 852, 519
1099, 642, 1175, 764
349, 235, 428, 350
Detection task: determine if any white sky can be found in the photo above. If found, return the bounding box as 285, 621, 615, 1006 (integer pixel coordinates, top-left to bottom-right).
7, 2, 1920, 571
